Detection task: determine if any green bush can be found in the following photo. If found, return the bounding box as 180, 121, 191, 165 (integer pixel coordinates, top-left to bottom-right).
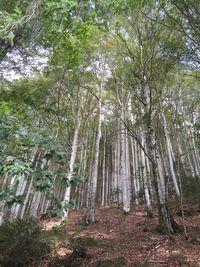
0, 218, 51, 267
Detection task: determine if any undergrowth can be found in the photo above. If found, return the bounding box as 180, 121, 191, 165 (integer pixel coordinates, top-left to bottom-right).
0, 218, 51, 267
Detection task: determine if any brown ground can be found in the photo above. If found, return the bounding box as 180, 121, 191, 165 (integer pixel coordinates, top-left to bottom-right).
43, 204, 200, 267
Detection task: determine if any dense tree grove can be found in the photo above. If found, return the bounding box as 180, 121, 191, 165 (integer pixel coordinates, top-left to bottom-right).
0, 0, 200, 235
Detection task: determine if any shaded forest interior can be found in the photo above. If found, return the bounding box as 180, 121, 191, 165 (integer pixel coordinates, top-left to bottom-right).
0, 0, 200, 266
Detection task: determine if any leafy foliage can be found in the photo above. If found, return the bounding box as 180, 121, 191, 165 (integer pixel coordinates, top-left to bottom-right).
2, 156, 32, 179
49, 196, 75, 218
0, 187, 25, 208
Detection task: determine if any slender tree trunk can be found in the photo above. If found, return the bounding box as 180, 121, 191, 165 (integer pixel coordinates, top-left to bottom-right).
101, 134, 106, 206
62, 115, 81, 219
161, 111, 180, 196
86, 101, 102, 223
120, 109, 131, 213
143, 78, 180, 234
131, 138, 139, 205
140, 128, 153, 217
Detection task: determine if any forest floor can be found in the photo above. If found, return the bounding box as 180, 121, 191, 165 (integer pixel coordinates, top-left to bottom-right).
42, 204, 200, 267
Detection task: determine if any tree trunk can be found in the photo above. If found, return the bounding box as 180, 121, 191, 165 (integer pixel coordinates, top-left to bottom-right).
120, 109, 131, 213
86, 101, 102, 223
161, 111, 180, 196
62, 115, 81, 219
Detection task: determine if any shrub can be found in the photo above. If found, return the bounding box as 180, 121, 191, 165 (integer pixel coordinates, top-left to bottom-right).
69, 236, 102, 256
182, 176, 200, 205
0, 218, 51, 267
